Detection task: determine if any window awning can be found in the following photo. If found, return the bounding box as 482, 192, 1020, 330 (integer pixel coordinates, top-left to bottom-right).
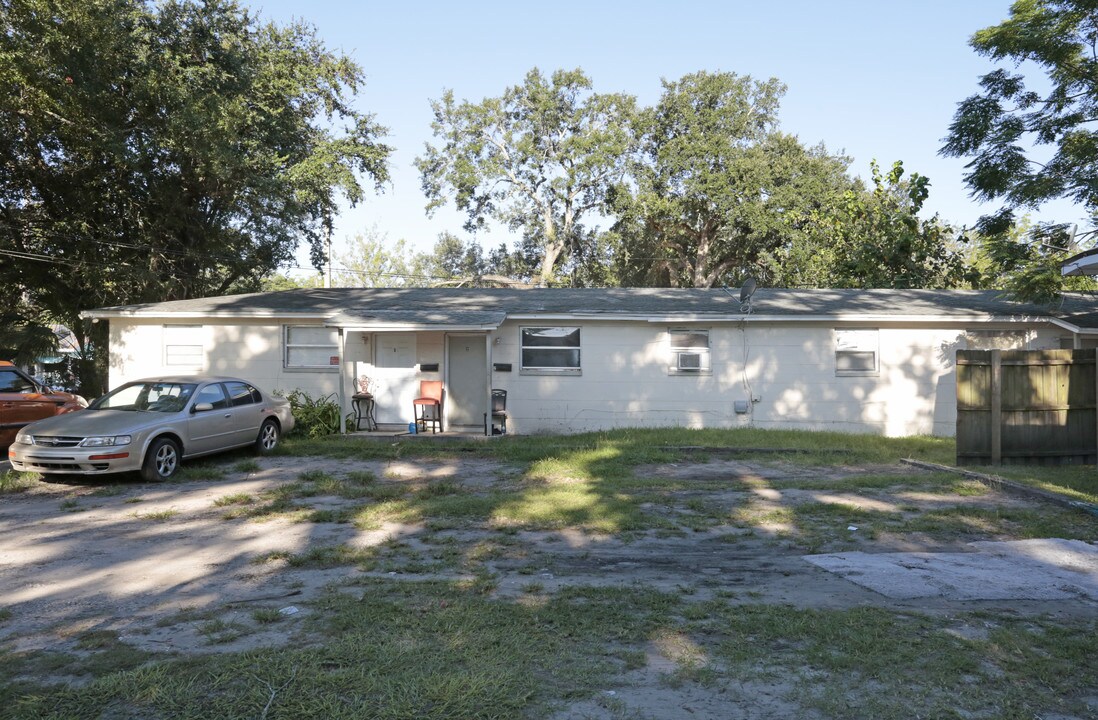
325, 309, 506, 331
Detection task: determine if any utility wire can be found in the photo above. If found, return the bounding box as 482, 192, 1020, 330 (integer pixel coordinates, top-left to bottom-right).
0, 247, 475, 283
2, 221, 793, 270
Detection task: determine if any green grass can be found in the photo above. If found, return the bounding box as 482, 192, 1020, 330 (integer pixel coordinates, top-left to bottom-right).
727, 493, 1098, 551
989, 464, 1098, 505
491, 483, 666, 533
174, 463, 225, 482
251, 607, 284, 624
243, 428, 1098, 543
298, 468, 334, 483
314, 474, 388, 499
131, 508, 179, 522
232, 458, 261, 474
692, 602, 1098, 719
198, 619, 249, 644
279, 427, 957, 468
90, 485, 127, 497
6, 428, 1098, 718
904, 505, 1098, 540
213, 492, 254, 507
344, 470, 376, 484
257, 544, 379, 569
0, 471, 37, 494
0, 580, 681, 719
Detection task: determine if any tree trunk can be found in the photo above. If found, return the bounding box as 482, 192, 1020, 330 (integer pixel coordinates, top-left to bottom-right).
539, 240, 565, 285
692, 226, 710, 288
538, 205, 563, 285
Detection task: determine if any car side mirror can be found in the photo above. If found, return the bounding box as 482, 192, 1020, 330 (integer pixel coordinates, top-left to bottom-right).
192, 402, 214, 413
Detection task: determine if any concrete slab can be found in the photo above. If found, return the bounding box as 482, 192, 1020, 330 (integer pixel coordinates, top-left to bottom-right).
805, 539, 1098, 601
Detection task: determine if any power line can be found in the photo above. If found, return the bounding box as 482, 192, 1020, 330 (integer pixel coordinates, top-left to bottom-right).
0, 247, 468, 284
2, 226, 821, 286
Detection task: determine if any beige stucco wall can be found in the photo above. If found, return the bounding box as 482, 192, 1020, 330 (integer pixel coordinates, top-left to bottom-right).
484, 319, 1065, 437
107, 317, 1068, 438
108, 319, 340, 401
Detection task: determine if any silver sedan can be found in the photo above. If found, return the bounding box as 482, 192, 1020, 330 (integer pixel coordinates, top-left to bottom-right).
8, 376, 295, 481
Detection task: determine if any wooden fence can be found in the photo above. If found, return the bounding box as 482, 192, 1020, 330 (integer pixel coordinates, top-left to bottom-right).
956, 349, 1098, 466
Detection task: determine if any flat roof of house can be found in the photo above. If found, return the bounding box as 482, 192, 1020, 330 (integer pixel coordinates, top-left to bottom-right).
81, 287, 1098, 330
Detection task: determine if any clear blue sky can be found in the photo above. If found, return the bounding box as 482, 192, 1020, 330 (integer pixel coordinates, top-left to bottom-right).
240, 0, 1082, 272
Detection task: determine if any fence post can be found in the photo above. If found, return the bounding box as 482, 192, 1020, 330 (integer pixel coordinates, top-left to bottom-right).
991, 349, 1001, 466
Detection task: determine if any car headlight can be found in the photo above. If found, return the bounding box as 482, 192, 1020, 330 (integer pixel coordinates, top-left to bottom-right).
14, 432, 34, 445
79, 435, 132, 448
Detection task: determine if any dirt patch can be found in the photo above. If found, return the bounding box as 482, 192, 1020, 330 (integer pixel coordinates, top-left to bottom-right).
2, 455, 1096, 718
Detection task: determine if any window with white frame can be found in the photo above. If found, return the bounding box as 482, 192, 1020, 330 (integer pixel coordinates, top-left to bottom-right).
163, 325, 204, 367
668, 328, 710, 374
835, 329, 878, 376
1059, 336, 1098, 350
520, 327, 581, 373
284, 325, 339, 369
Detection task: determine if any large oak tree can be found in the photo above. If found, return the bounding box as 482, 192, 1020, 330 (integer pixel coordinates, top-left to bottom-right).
416, 68, 636, 286
0, 0, 390, 392
609, 71, 854, 288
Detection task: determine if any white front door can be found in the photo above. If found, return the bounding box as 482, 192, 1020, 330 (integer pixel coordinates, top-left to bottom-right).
446, 335, 487, 427
373, 334, 418, 425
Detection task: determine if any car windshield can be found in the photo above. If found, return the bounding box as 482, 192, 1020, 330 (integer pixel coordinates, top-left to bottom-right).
89, 382, 197, 413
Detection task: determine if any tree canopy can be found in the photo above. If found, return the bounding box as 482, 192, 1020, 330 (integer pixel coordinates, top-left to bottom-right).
942, 0, 1098, 217
416, 68, 635, 286
941, 0, 1098, 299
415, 68, 970, 292
609, 71, 856, 288
0, 0, 390, 391
768, 160, 970, 289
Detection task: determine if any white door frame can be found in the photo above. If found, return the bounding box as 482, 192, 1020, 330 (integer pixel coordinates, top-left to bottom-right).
444, 332, 491, 430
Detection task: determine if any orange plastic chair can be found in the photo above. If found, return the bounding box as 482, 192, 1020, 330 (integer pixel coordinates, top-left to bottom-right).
412, 380, 444, 433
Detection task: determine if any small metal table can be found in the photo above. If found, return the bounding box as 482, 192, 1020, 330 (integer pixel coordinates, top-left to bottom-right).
351, 393, 377, 431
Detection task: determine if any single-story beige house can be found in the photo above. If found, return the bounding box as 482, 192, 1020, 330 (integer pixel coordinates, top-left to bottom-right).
82, 288, 1098, 437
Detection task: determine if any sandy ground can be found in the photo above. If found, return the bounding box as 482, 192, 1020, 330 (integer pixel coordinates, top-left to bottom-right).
1, 455, 1096, 719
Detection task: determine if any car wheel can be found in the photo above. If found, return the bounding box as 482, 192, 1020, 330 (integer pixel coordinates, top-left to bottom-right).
256, 419, 280, 454
141, 437, 180, 482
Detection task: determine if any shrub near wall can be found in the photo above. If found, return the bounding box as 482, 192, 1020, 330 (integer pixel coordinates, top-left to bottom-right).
281, 390, 340, 438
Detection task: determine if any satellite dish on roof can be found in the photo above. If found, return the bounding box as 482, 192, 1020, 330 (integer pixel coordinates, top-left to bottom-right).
739, 277, 757, 304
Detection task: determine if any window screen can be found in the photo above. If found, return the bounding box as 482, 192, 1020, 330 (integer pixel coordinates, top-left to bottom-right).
835, 329, 878, 376
669, 329, 711, 374
521, 327, 580, 371
285, 326, 339, 368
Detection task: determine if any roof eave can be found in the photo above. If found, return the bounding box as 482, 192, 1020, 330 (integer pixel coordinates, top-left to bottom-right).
328, 323, 501, 332
80, 309, 332, 320
1062, 248, 1098, 276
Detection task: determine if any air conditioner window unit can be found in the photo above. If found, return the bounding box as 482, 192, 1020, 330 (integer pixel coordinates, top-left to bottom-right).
677, 352, 702, 370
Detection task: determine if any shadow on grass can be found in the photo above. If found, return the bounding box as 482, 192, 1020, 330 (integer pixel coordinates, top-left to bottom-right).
272, 427, 959, 536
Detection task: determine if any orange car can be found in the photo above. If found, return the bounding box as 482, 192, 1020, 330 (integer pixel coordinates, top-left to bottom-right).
0, 361, 88, 449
